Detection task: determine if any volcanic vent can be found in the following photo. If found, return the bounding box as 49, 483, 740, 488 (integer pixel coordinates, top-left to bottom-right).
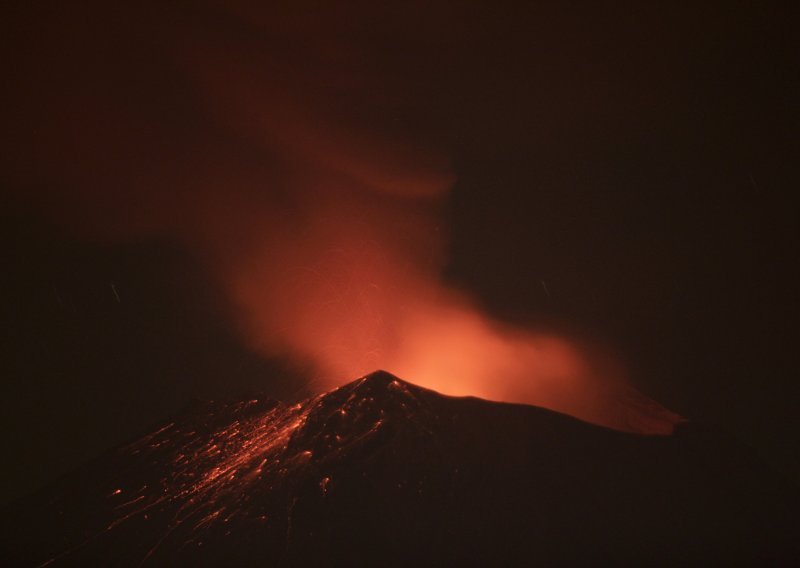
4, 371, 798, 566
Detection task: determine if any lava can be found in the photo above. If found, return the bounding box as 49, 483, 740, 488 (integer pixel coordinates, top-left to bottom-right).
12, 371, 794, 567
37, 373, 428, 565
39, 398, 313, 565
35, 371, 679, 567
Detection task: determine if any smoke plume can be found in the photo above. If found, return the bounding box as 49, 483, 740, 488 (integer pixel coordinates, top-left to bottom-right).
4, 2, 680, 433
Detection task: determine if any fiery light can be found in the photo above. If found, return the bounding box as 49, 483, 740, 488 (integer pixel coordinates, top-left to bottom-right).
5, 3, 681, 435
35, 372, 678, 566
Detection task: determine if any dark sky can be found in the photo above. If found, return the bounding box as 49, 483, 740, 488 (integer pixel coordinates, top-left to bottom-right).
2, 1, 798, 503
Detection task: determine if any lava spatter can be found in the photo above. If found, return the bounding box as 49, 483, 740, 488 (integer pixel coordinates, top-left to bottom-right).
24, 372, 440, 566
4, 371, 797, 567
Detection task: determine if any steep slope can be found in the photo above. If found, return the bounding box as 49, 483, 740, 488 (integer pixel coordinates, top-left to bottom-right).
2, 371, 797, 566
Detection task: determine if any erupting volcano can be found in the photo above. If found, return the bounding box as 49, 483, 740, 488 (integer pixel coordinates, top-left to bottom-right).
3, 3, 798, 566
4, 371, 797, 566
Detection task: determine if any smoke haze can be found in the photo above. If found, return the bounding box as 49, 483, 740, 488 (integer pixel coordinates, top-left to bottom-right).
3, 2, 680, 433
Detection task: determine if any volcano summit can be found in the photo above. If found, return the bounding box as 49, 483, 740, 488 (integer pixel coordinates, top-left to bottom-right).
3, 371, 797, 566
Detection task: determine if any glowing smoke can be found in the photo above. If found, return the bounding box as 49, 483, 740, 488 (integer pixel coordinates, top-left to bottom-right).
3, 3, 680, 433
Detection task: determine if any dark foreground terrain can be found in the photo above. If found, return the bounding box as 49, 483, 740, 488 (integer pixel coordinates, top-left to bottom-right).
2, 371, 798, 566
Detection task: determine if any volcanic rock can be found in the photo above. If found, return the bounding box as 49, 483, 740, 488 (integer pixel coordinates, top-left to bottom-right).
2, 370, 797, 566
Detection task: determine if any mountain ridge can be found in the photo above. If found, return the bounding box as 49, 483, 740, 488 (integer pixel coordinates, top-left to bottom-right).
3, 371, 797, 566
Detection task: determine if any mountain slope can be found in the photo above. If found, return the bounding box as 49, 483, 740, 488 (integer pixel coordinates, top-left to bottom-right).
3, 371, 797, 566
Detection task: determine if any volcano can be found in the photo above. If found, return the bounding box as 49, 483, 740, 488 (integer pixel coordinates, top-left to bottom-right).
3, 371, 798, 566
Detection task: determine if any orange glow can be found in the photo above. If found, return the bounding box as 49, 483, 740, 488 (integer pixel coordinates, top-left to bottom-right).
227, 226, 678, 434
187, 50, 679, 433
8, 4, 681, 436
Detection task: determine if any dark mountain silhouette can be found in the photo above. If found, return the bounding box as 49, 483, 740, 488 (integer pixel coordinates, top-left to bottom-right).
3, 370, 798, 566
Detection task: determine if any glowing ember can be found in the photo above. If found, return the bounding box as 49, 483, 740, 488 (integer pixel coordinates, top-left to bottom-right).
12, 371, 794, 567
35, 372, 437, 564
34, 371, 679, 566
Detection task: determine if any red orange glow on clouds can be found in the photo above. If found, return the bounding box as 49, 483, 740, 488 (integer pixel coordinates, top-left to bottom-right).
5, 2, 680, 434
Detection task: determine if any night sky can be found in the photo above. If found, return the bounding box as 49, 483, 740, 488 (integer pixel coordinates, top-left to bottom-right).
2, 1, 798, 503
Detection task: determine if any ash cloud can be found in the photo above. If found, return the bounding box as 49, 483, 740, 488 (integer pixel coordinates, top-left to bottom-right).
3, 2, 680, 433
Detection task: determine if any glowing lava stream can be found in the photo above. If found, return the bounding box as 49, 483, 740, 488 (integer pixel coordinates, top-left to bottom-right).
79, 377, 406, 564
41, 398, 319, 567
